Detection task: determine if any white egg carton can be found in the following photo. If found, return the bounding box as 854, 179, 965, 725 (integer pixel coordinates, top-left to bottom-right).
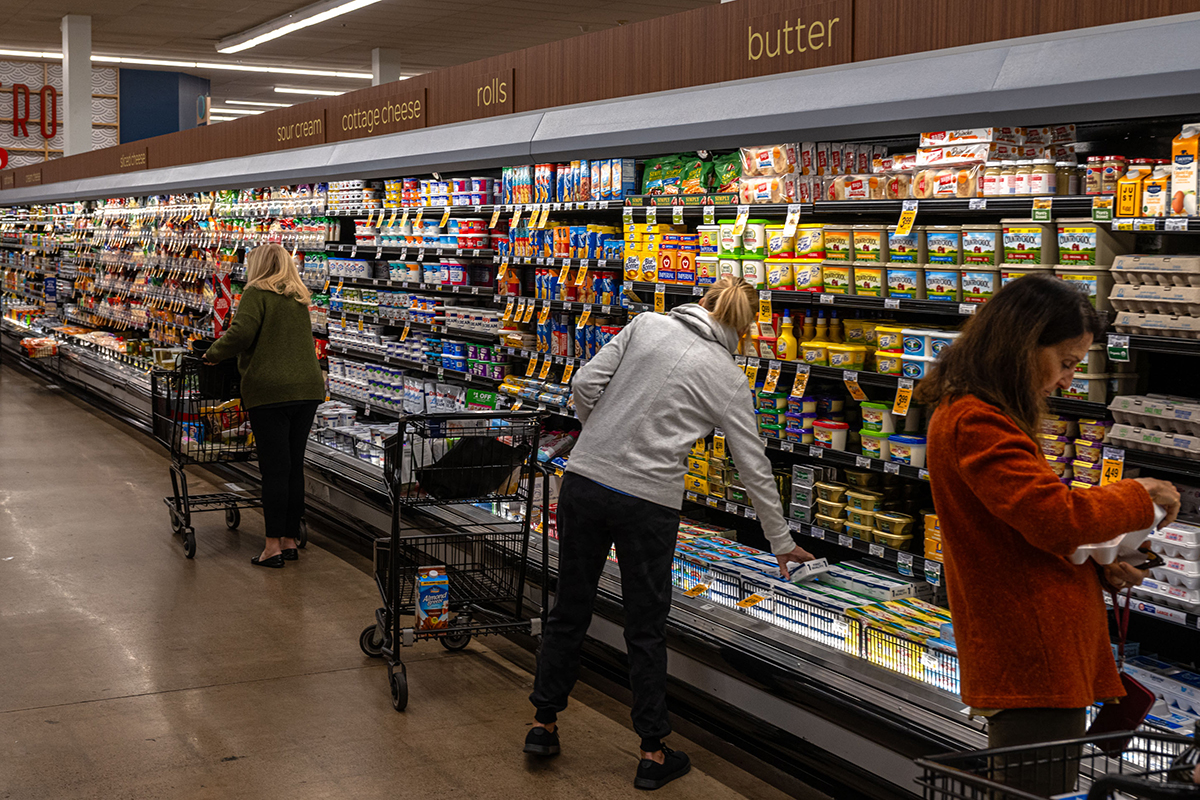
1108, 395, 1200, 436
1111, 311, 1200, 338
1108, 423, 1200, 459
1133, 578, 1200, 613
1150, 564, 1200, 590
1071, 506, 1166, 565
1108, 283, 1200, 315
1112, 255, 1200, 287
1149, 523, 1200, 560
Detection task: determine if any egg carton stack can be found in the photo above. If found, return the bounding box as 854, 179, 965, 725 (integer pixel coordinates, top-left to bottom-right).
1108, 394, 1200, 461
1138, 522, 1200, 614
1109, 255, 1200, 338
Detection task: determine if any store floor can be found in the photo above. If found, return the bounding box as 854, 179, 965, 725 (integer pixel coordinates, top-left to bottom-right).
0, 364, 817, 800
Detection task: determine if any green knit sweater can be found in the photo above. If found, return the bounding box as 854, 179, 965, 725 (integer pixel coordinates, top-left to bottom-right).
204, 285, 325, 409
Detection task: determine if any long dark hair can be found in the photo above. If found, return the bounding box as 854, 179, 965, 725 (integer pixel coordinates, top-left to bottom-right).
914, 275, 1102, 438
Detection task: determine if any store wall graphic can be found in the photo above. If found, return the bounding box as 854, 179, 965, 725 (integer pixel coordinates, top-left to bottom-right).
0, 60, 119, 169
118, 69, 211, 144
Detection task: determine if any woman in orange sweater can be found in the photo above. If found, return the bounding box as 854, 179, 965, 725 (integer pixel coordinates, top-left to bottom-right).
917, 276, 1180, 766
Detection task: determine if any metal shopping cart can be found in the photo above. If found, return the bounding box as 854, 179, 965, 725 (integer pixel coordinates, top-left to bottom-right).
916, 730, 1199, 800
358, 410, 546, 711
151, 355, 307, 558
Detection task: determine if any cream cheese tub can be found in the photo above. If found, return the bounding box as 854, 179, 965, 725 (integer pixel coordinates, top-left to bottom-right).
888, 435, 927, 467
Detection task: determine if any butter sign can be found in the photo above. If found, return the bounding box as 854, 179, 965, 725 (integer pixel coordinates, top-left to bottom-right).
328, 87, 426, 142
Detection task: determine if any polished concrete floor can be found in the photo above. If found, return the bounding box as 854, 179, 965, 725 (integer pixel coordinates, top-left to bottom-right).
0, 363, 809, 799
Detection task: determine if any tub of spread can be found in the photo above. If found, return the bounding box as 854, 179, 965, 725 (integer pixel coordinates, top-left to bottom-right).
846, 521, 876, 540
961, 224, 1002, 266
741, 220, 770, 255
844, 319, 867, 344
1002, 218, 1057, 265
873, 530, 914, 551
794, 224, 825, 260
875, 324, 906, 352
696, 255, 720, 286
1056, 218, 1129, 268
887, 265, 926, 299
758, 422, 784, 440
1040, 414, 1079, 438
853, 225, 888, 262
814, 513, 846, 533
888, 434, 927, 467
1000, 264, 1054, 287
824, 226, 853, 262
697, 225, 721, 254
961, 268, 1001, 303
741, 255, 766, 288
861, 401, 896, 433
717, 257, 742, 280
766, 225, 795, 257
930, 331, 961, 359
1074, 438, 1103, 463
801, 341, 830, 366
1078, 418, 1112, 442
757, 390, 789, 410
814, 419, 850, 450
1062, 374, 1111, 403
815, 481, 850, 502
926, 225, 963, 265
789, 395, 818, 414
757, 409, 787, 427
786, 411, 819, 431
926, 268, 963, 301
1038, 433, 1075, 459
1054, 267, 1114, 310
874, 511, 915, 537
861, 321, 881, 347
817, 395, 845, 414
901, 354, 935, 380
827, 343, 867, 370
887, 225, 927, 264
844, 468, 881, 488
822, 262, 853, 294
1045, 454, 1073, 480
845, 489, 884, 512
718, 220, 743, 255
816, 498, 847, 518
875, 351, 903, 375
860, 429, 892, 460
766, 258, 795, 290
785, 426, 815, 444
1073, 459, 1102, 485
794, 260, 823, 291
902, 328, 931, 357
853, 262, 885, 296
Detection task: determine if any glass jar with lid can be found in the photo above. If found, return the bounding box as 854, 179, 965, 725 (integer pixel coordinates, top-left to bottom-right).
1030, 159, 1057, 196
982, 161, 1003, 196
1055, 161, 1078, 195
1013, 160, 1033, 196
1000, 161, 1017, 195
1085, 156, 1104, 195
1101, 155, 1127, 195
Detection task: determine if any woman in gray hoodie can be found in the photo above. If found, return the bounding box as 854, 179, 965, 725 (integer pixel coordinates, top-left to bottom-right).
523, 275, 813, 790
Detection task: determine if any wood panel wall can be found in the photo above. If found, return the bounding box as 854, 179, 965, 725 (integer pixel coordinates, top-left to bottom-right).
7, 0, 1200, 194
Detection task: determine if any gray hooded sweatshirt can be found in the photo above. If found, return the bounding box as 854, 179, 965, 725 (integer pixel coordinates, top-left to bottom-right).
567, 303, 794, 555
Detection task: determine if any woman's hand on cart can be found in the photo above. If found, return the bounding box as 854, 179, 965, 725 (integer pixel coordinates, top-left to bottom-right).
776, 546, 816, 580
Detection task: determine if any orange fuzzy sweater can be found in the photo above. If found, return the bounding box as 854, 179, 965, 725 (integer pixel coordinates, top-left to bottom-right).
927, 396, 1154, 709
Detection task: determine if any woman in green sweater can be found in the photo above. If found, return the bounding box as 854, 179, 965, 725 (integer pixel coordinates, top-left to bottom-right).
203, 244, 325, 568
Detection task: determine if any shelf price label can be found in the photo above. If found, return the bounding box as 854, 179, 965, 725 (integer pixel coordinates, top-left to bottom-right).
646, 206, 657, 227
732, 205, 750, 237
683, 584, 709, 598
526, 355, 540, 377
539, 357, 553, 380
897, 552, 915, 577
365, 209, 375, 227
539, 204, 552, 229
869, 543, 885, 558
558, 261, 571, 287
1101, 447, 1125, 486
489, 206, 503, 228
501, 297, 516, 321
387, 209, 398, 226
968, 198, 987, 211
893, 378, 914, 417
782, 204, 802, 238
521, 299, 537, 324
925, 560, 942, 586
413, 208, 425, 227
399, 323, 411, 341
577, 306, 592, 327
1165, 217, 1189, 232
1107, 333, 1131, 363
438, 206, 452, 227
654, 283, 666, 313
1091, 195, 1115, 223
574, 262, 589, 286
895, 200, 919, 237
736, 593, 767, 609
510, 206, 522, 228
496, 260, 508, 283
744, 360, 759, 388
843, 371, 867, 402
562, 362, 575, 383
623, 206, 634, 225
763, 360, 782, 393
703, 205, 716, 225
1032, 196, 1053, 222
791, 364, 811, 398
839, 534, 854, 549
538, 302, 552, 325
672, 205, 685, 225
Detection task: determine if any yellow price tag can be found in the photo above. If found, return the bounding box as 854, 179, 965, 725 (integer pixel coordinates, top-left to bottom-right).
521, 300, 536, 324
893, 378, 914, 417
400, 209, 410, 227
790, 365, 811, 398
439, 206, 452, 227
562, 362, 575, 383
895, 200, 918, 237
539, 204, 551, 228
578, 308, 592, 327
758, 290, 772, 325
496, 261, 508, 283
337, 278, 344, 293
512, 399, 523, 412
539, 358, 553, 380
489, 206, 503, 228
737, 593, 766, 609
782, 204, 802, 238
511, 206, 523, 228
538, 302, 552, 324
400, 323, 411, 341
732, 205, 750, 237
654, 284, 666, 313
502, 297, 516, 321
558, 262, 570, 287
1100, 447, 1125, 486
683, 584, 709, 598
365, 209, 375, 227
745, 361, 760, 387
574, 263, 589, 286
357, 318, 364, 332
526, 356, 540, 377
763, 361, 782, 393
843, 372, 867, 402
413, 208, 424, 227
388, 209, 398, 226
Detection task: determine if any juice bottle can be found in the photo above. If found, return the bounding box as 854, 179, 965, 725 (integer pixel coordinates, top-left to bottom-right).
776, 311, 798, 361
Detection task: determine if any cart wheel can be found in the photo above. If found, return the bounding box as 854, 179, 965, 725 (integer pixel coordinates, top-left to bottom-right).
359, 625, 384, 658
297, 519, 308, 550
170, 512, 183, 535
225, 507, 240, 530
183, 529, 196, 559
389, 670, 408, 711
440, 631, 471, 651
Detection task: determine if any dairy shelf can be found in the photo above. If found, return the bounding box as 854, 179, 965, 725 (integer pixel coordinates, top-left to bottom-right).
494, 255, 624, 270
619, 196, 1097, 218
327, 243, 496, 260
327, 343, 503, 387
759, 435, 931, 483
329, 276, 494, 296
1124, 334, 1200, 357
335, 200, 625, 219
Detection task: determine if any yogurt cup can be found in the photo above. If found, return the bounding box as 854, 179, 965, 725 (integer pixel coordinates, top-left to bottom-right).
888, 434, 927, 467
814, 419, 850, 450
1038, 434, 1075, 459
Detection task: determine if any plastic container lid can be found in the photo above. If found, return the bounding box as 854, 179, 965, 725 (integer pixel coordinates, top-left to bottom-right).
888, 434, 927, 444
814, 419, 850, 430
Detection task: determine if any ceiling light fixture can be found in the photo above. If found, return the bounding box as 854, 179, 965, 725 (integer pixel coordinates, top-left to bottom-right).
0, 46, 371, 79
217, 0, 386, 54
209, 115, 237, 122
226, 100, 293, 108
210, 106, 266, 115
274, 86, 345, 96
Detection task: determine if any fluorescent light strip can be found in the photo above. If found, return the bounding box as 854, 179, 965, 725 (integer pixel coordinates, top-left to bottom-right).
0, 46, 371, 79
209, 116, 237, 122
210, 106, 265, 115
226, 100, 293, 108
218, 0, 386, 54
274, 87, 344, 96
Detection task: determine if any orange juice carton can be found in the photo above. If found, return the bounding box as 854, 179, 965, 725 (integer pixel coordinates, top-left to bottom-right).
416, 565, 450, 630
1171, 122, 1200, 216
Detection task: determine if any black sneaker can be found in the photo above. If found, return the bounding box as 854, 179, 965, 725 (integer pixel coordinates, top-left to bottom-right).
523, 726, 560, 756
635, 745, 690, 790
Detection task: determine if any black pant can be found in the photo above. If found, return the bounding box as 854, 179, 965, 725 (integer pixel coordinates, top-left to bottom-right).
248, 400, 318, 540
987, 707, 1087, 797
530, 473, 680, 751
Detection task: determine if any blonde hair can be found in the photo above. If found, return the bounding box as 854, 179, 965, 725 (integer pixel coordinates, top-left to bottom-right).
700, 275, 756, 336
245, 244, 311, 304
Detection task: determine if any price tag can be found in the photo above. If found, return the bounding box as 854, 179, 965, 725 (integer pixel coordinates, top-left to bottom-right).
541, 204, 553, 228
884, 462, 901, 475
526, 356, 540, 377
683, 584, 709, 598
1032, 196, 1053, 222
809, 445, 824, 459
1114, 218, 1135, 231
968, 198, 987, 211
654, 284, 666, 313
1101, 447, 1125, 486
893, 378, 914, 416
782, 204, 802, 238
790, 365, 811, 398
884, 298, 901, 310
869, 543, 885, 558
1091, 195, 1114, 223
365, 209, 376, 227
744, 361, 759, 388
703, 205, 716, 225
897, 552, 914, 577
538, 302, 552, 324
646, 206, 657, 227
810, 526, 825, 541
375, 246, 383, 259
732, 205, 750, 237
558, 261, 570, 287
736, 593, 766, 609
1165, 217, 1189, 232
400, 323, 411, 341
925, 560, 942, 586
1135, 218, 1157, 231
1107, 333, 1130, 363
843, 371, 867, 402
763, 360, 782, 393
839, 534, 854, 549
413, 208, 425, 228
498, 297, 516, 322
958, 303, 976, 316
725, 502, 738, 515
574, 262, 589, 287
437, 206, 451, 228
819, 293, 834, 305
757, 290, 773, 325
489, 206, 503, 228
539, 358, 553, 380
357, 318, 364, 332
578, 307, 592, 327
745, 507, 756, 520
509, 206, 522, 228
522, 299, 537, 324
623, 206, 634, 225
387, 209, 398, 227
919, 468, 930, 481
781, 442, 794, 452
562, 362, 575, 383
350, 245, 358, 258
896, 199, 918, 236
672, 206, 684, 225
856, 455, 871, 468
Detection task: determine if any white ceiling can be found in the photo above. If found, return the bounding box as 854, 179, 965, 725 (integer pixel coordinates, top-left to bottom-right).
0, 0, 718, 107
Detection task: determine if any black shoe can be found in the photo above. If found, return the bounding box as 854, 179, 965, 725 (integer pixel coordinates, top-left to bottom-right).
281, 548, 299, 561
523, 726, 560, 756
251, 554, 285, 568
635, 746, 690, 791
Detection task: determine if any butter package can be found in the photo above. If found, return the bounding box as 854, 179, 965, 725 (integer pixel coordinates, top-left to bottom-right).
817, 565, 911, 602
416, 566, 450, 630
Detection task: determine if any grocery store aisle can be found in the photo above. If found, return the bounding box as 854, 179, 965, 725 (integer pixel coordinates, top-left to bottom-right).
0, 363, 804, 800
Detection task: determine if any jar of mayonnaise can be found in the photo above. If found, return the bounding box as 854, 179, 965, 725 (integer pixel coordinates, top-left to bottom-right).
982, 161, 1003, 196
1013, 160, 1033, 196
1030, 159, 1056, 196
1000, 161, 1017, 195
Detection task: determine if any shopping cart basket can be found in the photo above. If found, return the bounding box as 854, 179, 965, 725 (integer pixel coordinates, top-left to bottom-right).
151, 355, 307, 558
916, 730, 1199, 800
358, 410, 547, 711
